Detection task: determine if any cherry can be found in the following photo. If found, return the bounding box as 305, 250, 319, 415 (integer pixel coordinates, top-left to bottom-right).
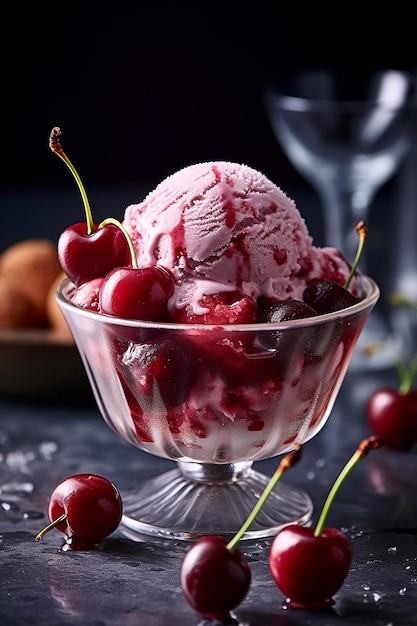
50, 127, 131, 287
269, 436, 383, 608
364, 341, 417, 450
180, 446, 302, 620
119, 338, 197, 408
99, 264, 175, 321
257, 298, 317, 350
181, 535, 251, 621
270, 526, 351, 609
303, 277, 359, 314
257, 298, 318, 323
35, 473, 123, 550
303, 221, 367, 314
367, 389, 417, 451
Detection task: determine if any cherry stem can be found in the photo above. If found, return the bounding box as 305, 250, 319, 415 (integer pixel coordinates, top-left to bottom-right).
389, 293, 417, 313
226, 444, 302, 552
344, 220, 368, 290
387, 293, 417, 389
35, 512, 67, 541
49, 127, 95, 235
99, 217, 138, 269
410, 352, 417, 388
314, 436, 384, 537
362, 341, 414, 394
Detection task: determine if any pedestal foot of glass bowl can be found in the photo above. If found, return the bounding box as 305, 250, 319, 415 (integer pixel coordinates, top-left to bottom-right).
120, 461, 313, 543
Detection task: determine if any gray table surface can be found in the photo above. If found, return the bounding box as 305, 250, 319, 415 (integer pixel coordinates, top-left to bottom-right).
1, 354, 416, 626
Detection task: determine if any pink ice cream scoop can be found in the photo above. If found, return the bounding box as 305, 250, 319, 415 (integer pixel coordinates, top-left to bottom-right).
123, 162, 352, 310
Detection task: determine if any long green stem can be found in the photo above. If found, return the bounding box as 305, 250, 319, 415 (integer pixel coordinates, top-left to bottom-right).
362, 341, 413, 395
389, 293, 417, 313
99, 217, 138, 268
409, 352, 417, 387
226, 445, 302, 552
344, 221, 367, 290
314, 436, 383, 537
49, 127, 94, 235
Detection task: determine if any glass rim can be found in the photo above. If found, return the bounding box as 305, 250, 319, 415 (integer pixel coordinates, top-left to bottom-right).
264, 69, 417, 111
55, 275, 380, 333
265, 91, 417, 113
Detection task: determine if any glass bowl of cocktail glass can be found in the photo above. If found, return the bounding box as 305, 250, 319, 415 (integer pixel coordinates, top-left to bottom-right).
263, 69, 417, 370
56, 274, 379, 543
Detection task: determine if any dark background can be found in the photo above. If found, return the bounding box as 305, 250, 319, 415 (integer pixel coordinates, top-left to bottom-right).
4, 2, 417, 192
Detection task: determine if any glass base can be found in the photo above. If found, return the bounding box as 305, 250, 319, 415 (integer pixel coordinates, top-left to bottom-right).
120, 461, 313, 543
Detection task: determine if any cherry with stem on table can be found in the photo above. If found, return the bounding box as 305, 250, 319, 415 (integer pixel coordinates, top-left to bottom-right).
35, 474, 123, 551
180, 446, 302, 622
269, 436, 384, 609
365, 337, 417, 451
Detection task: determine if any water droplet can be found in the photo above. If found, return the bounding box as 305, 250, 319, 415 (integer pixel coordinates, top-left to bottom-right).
1, 500, 19, 512
388, 546, 397, 554
315, 458, 326, 468
361, 583, 371, 591
22, 510, 44, 520
341, 525, 363, 539
399, 587, 407, 596
306, 471, 315, 480
39, 441, 58, 460
372, 591, 384, 602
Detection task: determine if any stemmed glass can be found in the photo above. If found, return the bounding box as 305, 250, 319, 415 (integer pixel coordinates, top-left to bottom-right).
263, 69, 417, 367
56, 274, 378, 544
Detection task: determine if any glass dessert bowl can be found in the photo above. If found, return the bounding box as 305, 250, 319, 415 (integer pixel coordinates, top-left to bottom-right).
56, 275, 379, 542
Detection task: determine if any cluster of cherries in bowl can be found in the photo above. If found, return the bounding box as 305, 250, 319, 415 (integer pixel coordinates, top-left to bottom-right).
50, 126, 374, 464
50, 120, 363, 328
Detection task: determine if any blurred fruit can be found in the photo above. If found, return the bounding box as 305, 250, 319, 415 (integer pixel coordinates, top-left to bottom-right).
46, 271, 73, 337
0, 239, 61, 327
0, 276, 36, 329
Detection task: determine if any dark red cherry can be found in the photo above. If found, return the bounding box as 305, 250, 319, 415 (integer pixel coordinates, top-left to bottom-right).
58, 222, 131, 288
180, 535, 251, 620
180, 448, 302, 619
118, 338, 197, 409
269, 525, 351, 608
257, 297, 318, 323
269, 436, 383, 608
302, 222, 368, 315
303, 278, 359, 314
35, 474, 123, 550
99, 265, 175, 321
366, 388, 417, 451
257, 298, 317, 350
